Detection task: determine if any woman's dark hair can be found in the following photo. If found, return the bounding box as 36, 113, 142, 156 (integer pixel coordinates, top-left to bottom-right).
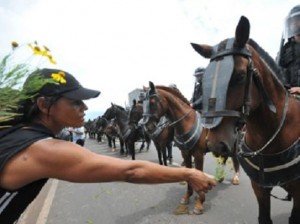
0, 95, 61, 127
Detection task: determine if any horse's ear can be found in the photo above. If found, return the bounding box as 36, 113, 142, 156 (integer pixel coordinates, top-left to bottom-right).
191, 43, 213, 58
149, 81, 155, 94
235, 16, 250, 48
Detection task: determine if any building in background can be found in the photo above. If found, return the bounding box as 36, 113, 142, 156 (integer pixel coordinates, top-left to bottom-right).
128, 88, 144, 107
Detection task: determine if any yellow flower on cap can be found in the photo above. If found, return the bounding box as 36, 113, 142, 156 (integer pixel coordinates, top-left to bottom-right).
51, 71, 66, 84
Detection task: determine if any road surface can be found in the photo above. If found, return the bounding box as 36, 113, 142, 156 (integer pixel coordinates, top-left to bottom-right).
17, 138, 293, 224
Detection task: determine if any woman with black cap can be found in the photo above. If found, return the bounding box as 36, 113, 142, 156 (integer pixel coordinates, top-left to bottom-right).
0, 68, 216, 223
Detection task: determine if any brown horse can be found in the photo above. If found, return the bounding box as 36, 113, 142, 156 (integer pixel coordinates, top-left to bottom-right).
129, 99, 174, 166
142, 82, 240, 215
191, 16, 300, 224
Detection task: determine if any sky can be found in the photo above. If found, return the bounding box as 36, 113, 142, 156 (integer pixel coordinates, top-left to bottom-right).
0, 0, 299, 120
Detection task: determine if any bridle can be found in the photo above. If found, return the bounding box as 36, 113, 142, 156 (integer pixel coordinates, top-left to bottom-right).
202, 38, 290, 157
142, 89, 192, 129
202, 41, 276, 124
143, 87, 203, 151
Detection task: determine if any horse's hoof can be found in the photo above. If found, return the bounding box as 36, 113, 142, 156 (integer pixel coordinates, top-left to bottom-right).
193, 198, 204, 215
174, 204, 189, 215
232, 176, 240, 185
193, 207, 204, 215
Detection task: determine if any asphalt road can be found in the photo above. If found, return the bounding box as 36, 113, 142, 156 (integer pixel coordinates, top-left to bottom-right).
18, 138, 293, 224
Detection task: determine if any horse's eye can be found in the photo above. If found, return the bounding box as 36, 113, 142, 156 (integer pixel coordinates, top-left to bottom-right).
231, 73, 246, 85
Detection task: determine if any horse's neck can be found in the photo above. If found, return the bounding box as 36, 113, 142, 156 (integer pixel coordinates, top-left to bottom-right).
115, 110, 129, 130
162, 92, 195, 135
245, 77, 300, 152
164, 92, 190, 121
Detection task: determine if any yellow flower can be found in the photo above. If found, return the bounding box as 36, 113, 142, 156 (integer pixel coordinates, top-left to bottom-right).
51, 71, 66, 84
43, 45, 50, 52
27, 43, 57, 65
47, 54, 57, 64
11, 41, 19, 49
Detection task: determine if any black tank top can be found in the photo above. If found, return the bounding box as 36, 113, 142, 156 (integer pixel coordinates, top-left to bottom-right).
0, 123, 54, 224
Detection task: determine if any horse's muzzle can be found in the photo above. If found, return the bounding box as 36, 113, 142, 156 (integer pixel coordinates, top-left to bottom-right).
206, 141, 232, 157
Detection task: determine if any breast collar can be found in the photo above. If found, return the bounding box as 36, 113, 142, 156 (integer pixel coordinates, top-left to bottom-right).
238, 137, 300, 187
173, 111, 203, 151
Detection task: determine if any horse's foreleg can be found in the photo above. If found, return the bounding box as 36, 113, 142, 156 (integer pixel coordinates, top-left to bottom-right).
231, 155, 240, 185
193, 151, 205, 215
139, 141, 145, 152
146, 139, 151, 151
120, 139, 125, 155
154, 142, 163, 165
180, 153, 193, 205
230, 138, 240, 185
166, 142, 173, 163
251, 181, 273, 224
110, 138, 116, 152
156, 145, 168, 166
112, 138, 116, 148
161, 146, 168, 166
107, 136, 112, 148
290, 207, 300, 224
284, 180, 300, 224
128, 142, 135, 160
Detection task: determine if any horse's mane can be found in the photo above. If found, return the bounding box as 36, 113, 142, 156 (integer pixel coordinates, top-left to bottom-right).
114, 104, 126, 111
155, 85, 190, 106
247, 38, 284, 82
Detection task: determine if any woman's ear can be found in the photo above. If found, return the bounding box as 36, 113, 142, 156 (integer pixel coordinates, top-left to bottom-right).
36, 97, 50, 114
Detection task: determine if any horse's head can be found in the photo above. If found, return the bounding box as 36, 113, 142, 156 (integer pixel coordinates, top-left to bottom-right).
95, 116, 107, 132
191, 16, 282, 156
103, 103, 122, 120
142, 81, 168, 132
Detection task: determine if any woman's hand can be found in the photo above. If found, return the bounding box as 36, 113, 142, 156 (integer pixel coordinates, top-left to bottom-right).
186, 169, 216, 193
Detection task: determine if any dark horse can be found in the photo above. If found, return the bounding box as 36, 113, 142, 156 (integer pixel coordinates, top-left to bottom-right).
103, 103, 151, 160
191, 16, 300, 224
129, 99, 174, 166
95, 116, 126, 153
94, 116, 111, 143
142, 82, 240, 215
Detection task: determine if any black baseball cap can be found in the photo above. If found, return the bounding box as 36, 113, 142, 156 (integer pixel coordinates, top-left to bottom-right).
24, 68, 100, 100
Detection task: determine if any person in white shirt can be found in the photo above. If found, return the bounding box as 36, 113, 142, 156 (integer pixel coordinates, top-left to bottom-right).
71, 126, 85, 146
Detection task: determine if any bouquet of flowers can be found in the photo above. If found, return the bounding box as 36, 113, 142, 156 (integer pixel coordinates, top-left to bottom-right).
0, 41, 56, 126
